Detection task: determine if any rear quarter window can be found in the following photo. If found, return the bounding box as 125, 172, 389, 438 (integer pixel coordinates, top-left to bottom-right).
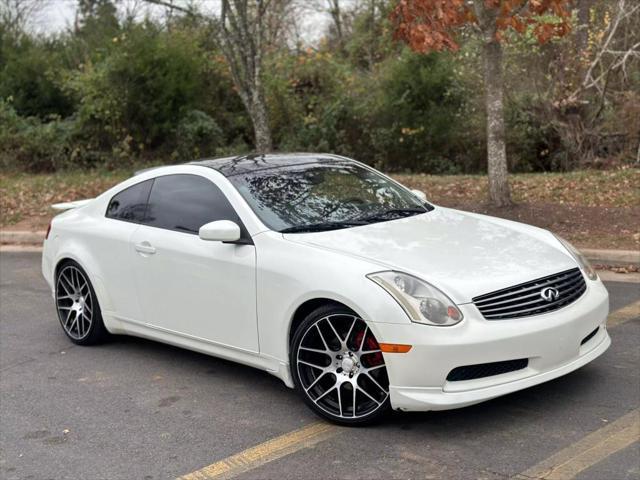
106, 179, 153, 223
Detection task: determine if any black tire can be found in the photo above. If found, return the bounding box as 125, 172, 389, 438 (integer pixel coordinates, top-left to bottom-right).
290, 304, 391, 426
55, 260, 109, 345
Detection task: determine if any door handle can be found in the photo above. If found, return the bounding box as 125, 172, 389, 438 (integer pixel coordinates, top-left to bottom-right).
135, 242, 156, 255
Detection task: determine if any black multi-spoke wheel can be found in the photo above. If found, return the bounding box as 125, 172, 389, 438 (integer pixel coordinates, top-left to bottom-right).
55, 260, 108, 345
291, 305, 390, 425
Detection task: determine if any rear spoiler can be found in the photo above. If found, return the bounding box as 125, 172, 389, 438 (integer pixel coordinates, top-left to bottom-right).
51, 199, 93, 211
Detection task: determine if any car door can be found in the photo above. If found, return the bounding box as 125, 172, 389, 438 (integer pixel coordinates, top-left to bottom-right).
94, 178, 153, 324
130, 173, 259, 352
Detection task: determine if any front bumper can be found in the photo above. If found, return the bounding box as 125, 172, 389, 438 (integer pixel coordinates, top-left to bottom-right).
369, 279, 610, 412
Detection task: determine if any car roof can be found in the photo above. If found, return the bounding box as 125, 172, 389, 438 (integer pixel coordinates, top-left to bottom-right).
189, 153, 354, 177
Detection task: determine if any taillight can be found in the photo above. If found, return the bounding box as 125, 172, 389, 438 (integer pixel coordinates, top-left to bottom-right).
45, 221, 52, 240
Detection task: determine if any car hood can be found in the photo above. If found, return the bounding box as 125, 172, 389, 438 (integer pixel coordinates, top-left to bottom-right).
283, 207, 578, 304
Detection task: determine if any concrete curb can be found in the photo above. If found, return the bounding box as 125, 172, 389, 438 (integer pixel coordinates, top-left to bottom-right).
581, 248, 640, 266
598, 270, 640, 283
0, 230, 638, 266
0, 245, 44, 252
0, 230, 46, 245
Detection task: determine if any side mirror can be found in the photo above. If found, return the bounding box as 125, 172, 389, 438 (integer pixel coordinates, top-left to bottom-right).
411, 189, 427, 202
199, 220, 241, 242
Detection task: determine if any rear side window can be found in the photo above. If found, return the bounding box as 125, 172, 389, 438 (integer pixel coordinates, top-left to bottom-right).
143, 174, 247, 236
106, 179, 153, 223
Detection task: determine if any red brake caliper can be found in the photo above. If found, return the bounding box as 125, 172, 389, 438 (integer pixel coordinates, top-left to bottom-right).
353, 330, 384, 368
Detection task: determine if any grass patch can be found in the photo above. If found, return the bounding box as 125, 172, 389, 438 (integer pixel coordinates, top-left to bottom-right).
394, 167, 640, 208
0, 168, 133, 227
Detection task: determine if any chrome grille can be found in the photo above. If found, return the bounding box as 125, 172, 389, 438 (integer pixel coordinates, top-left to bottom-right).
473, 268, 586, 320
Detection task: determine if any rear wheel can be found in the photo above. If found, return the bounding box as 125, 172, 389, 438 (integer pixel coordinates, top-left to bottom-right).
55, 260, 109, 345
291, 305, 391, 425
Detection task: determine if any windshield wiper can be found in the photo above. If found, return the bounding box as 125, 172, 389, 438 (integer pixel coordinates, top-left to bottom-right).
280, 220, 366, 233
353, 207, 428, 224
280, 207, 429, 233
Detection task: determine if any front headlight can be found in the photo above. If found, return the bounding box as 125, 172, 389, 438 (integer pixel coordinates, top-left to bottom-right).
367, 271, 463, 326
554, 234, 598, 281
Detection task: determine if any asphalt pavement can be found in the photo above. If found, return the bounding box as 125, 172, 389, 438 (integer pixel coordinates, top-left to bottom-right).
1, 252, 638, 480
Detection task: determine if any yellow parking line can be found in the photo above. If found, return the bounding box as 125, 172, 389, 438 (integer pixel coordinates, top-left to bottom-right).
517, 408, 640, 480
607, 300, 640, 328
177, 422, 338, 480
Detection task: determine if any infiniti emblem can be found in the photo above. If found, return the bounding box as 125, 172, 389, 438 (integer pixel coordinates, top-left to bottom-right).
540, 287, 560, 302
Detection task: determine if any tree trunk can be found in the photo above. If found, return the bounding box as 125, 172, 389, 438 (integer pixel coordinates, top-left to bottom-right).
249, 90, 273, 152
218, 0, 274, 153
328, 0, 344, 51
367, 0, 376, 70
483, 39, 512, 207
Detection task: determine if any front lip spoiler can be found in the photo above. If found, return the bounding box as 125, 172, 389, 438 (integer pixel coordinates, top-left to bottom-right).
388, 330, 611, 412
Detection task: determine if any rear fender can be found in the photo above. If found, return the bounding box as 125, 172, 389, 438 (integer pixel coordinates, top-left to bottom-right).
52, 241, 125, 334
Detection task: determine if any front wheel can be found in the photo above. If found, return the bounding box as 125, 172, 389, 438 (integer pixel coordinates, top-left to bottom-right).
290, 305, 391, 425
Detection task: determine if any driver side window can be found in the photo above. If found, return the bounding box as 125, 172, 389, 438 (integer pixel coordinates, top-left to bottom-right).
142, 174, 249, 239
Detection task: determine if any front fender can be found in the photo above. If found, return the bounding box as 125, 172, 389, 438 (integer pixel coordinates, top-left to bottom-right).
254, 232, 411, 373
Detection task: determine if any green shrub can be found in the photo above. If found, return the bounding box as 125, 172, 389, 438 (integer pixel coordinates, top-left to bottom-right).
505, 95, 563, 172
0, 100, 75, 172
173, 110, 223, 161
266, 49, 353, 153
4, 5, 630, 175
368, 49, 468, 172
67, 25, 205, 149
0, 36, 74, 119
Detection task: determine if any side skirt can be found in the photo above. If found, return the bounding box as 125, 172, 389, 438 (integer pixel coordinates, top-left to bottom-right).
108, 314, 294, 387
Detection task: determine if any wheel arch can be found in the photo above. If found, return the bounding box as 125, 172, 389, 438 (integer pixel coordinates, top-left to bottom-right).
288, 298, 357, 349
54, 256, 76, 279
282, 289, 391, 367
52, 246, 113, 314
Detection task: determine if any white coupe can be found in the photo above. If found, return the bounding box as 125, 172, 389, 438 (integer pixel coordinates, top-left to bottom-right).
42, 154, 610, 424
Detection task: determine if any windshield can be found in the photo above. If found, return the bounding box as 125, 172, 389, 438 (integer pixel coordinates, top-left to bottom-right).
227, 161, 432, 233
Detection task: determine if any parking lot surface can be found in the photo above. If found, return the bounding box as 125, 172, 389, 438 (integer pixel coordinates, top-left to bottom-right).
1, 252, 638, 480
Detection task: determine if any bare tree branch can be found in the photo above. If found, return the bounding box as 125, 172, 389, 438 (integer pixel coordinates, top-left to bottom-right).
578, 0, 640, 96
141, 0, 199, 16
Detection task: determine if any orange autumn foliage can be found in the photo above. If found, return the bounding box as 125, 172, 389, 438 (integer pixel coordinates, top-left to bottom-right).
391, 0, 573, 52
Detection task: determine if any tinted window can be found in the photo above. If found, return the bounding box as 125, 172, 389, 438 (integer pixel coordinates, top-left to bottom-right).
106, 179, 153, 222
144, 174, 246, 236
